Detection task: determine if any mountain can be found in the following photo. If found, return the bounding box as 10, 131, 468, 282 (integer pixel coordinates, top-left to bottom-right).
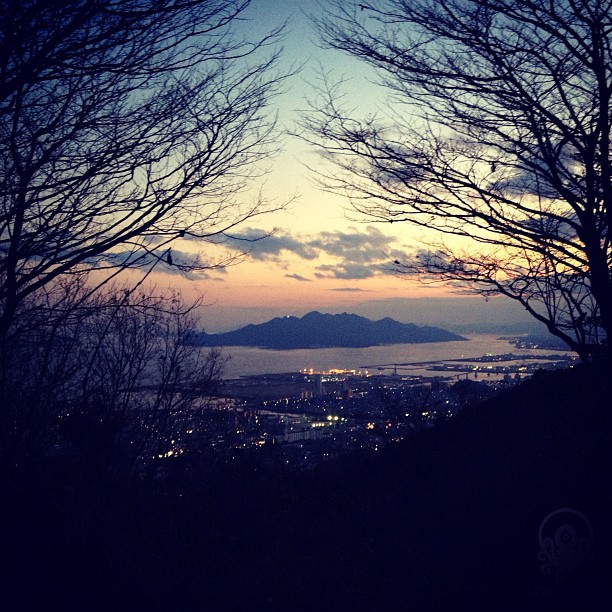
194, 311, 466, 349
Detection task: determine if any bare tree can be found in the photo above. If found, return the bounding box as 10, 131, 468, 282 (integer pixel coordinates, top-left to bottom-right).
304, 0, 612, 362
0, 0, 287, 339
1, 279, 228, 477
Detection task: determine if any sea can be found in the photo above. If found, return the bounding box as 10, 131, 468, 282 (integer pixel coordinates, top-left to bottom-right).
216, 334, 573, 379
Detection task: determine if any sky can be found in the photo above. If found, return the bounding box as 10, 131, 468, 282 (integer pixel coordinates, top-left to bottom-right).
147, 0, 545, 335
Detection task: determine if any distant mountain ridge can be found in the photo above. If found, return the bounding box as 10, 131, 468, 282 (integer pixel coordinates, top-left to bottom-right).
194, 311, 466, 349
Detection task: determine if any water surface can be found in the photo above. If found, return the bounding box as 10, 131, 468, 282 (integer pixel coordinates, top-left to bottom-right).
216, 334, 571, 379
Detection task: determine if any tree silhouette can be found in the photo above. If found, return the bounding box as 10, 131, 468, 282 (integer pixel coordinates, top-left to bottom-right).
0, 0, 287, 339
304, 0, 612, 362
0, 281, 228, 475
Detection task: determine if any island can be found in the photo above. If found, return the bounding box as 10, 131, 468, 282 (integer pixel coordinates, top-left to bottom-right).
192, 311, 467, 349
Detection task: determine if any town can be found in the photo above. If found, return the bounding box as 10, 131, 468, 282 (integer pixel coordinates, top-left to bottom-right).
161, 351, 577, 471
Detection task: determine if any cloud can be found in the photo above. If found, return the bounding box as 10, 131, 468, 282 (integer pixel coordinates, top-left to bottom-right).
215, 225, 408, 280
284, 273, 311, 282
314, 262, 376, 280
330, 287, 369, 292
216, 228, 318, 261
309, 226, 404, 264
95, 248, 225, 279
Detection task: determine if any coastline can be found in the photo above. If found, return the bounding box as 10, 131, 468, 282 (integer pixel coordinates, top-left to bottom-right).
217, 334, 574, 379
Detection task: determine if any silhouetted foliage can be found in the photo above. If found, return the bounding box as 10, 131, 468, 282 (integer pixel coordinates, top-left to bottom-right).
0, 0, 286, 339
304, 0, 612, 363
0, 282, 227, 476
0, 0, 287, 475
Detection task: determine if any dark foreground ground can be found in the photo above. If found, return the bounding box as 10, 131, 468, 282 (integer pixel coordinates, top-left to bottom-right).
3, 364, 611, 611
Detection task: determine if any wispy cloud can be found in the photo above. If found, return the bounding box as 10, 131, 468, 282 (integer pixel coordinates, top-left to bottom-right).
330, 287, 369, 292
284, 273, 312, 282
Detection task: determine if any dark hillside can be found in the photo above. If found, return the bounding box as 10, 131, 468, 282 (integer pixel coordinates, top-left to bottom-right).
3, 366, 611, 611
326, 364, 612, 610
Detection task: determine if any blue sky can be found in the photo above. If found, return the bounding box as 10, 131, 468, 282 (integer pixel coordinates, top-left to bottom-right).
146, 1, 545, 335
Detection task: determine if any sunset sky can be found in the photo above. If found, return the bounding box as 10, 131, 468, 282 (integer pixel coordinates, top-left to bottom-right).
145, 0, 538, 334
